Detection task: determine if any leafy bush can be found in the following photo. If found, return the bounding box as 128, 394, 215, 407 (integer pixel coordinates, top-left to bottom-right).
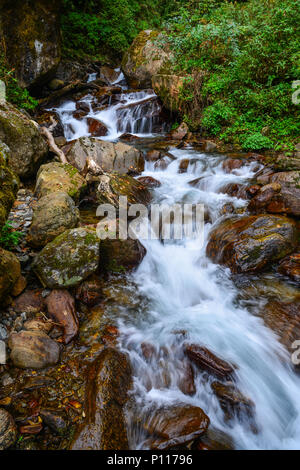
160, 0, 300, 150
61, 0, 162, 59
0, 53, 38, 111
0, 221, 23, 250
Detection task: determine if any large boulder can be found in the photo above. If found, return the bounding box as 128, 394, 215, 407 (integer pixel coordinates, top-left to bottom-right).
28, 191, 79, 248
122, 30, 172, 88
0, 409, 17, 450
71, 348, 132, 450
0, 141, 19, 228
0, 248, 21, 304
0, 0, 61, 89
35, 162, 86, 201
0, 101, 48, 179
32, 228, 100, 288
8, 330, 60, 369
206, 215, 298, 273
63, 137, 144, 175
101, 239, 146, 272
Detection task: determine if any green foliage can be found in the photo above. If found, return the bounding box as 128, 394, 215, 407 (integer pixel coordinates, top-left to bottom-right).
0, 221, 23, 251
160, 0, 300, 150
0, 54, 38, 111
61, 0, 162, 59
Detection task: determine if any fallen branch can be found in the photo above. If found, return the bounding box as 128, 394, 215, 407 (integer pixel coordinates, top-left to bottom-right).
39, 125, 68, 164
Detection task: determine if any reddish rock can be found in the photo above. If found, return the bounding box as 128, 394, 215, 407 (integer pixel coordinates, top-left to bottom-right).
278, 252, 300, 283
154, 158, 168, 170
211, 381, 255, 421
87, 118, 108, 137
222, 159, 244, 173
206, 215, 298, 273
194, 427, 234, 450
141, 342, 157, 361
146, 150, 161, 162
13, 289, 45, 314
144, 404, 209, 450
71, 348, 132, 450
178, 361, 196, 396
45, 290, 79, 344
137, 176, 161, 188
119, 133, 139, 142
76, 275, 103, 307
8, 330, 60, 369
179, 159, 189, 173
184, 344, 235, 379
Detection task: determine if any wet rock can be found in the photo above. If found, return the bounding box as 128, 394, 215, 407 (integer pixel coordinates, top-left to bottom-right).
28, 192, 79, 248
154, 158, 169, 171
185, 344, 235, 379
0, 141, 19, 228
0, 409, 17, 450
219, 183, 249, 199
137, 176, 161, 188
206, 215, 298, 273
45, 290, 78, 344
99, 66, 120, 85
63, 137, 144, 175
122, 30, 172, 88
169, 122, 189, 141
76, 275, 103, 307
119, 133, 139, 142
145, 149, 161, 162
248, 178, 300, 217
194, 427, 234, 450
8, 330, 60, 369
35, 162, 86, 202
178, 361, 196, 396
87, 118, 108, 137
1, 0, 61, 89
222, 159, 244, 173
101, 239, 146, 272
71, 348, 132, 450
141, 342, 157, 361
40, 410, 67, 435
144, 404, 210, 450
179, 159, 189, 173
0, 248, 21, 303
278, 252, 300, 283
263, 300, 300, 357
33, 228, 100, 289
0, 101, 48, 179
12, 289, 45, 314
211, 381, 255, 422
96, 173, 152, 208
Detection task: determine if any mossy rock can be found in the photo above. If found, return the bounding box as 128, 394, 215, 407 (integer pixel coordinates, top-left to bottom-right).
97, 173, 152, 209
122, 30, 173, 88
35, 162, 86, 202
32, 228, 100, 288
28, 191, 80, 248
1, 0, 61, 89
0, 247, 21, 303
0, 101, 48, 179
206, 214, 298, 273
0, 141, 19, 228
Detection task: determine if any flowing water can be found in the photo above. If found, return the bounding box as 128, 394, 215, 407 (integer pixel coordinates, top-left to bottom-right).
54, 82, 300, 450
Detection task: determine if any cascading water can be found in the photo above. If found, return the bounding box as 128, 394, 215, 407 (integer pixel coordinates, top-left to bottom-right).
53, 89, 166, 142
119, 151, 300, 450
53, 75, 300, 450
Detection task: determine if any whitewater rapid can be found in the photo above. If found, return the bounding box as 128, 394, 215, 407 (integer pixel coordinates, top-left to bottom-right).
54, 86, 300, 450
